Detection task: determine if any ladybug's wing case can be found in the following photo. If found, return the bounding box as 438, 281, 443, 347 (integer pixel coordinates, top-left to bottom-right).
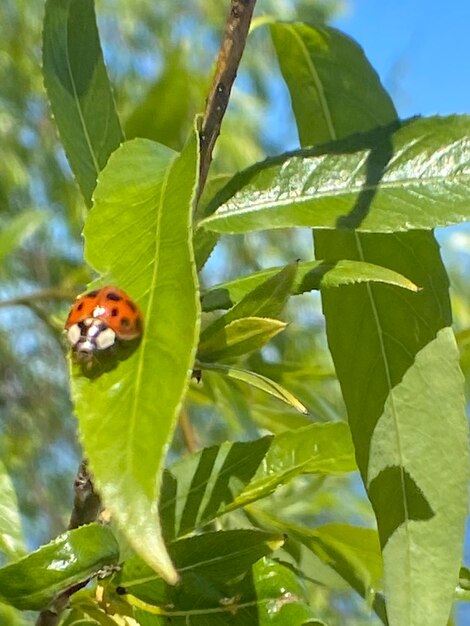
97, 287, 143, 340
65, 290, 101, 328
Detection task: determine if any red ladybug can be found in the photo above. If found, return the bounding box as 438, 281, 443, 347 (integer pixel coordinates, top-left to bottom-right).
65, 286, 143, 362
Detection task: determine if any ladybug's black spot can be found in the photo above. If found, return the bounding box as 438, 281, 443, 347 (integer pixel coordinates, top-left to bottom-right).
115, 586, 127, 596
86, 290, 99, 298
76, 302, 84, 312
120, 317, 130, 328
125, 299, 137, 312
106, 292, 122, 302
111, 307, 119, 317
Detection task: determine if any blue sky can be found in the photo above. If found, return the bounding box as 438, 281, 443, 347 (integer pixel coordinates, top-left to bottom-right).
333, 0, 470, 118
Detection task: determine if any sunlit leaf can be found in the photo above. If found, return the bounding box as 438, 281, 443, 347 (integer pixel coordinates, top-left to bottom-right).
199, 262, 297, 361
199, 361, 308, 413
201, 259, 418, 311
43, 0, 123, 206
0, 462, 25, 564
199, 116, 470, 235
72, 131, 200, 584
197, 316, 287, 362
160, 422, 355, 540
0, 524, 118, 610
272, 20, 469, 626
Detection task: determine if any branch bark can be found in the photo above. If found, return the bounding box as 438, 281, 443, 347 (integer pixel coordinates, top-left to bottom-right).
35, 460, 102, 626
198, 0, 257, 201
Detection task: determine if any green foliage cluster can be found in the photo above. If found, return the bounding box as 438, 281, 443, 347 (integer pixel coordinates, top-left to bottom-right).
0, 1, 469, 626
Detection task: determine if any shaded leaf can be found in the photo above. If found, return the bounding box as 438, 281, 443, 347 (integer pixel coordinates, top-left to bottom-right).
72, 132, 200, 584
199, 263, 297, 348
0, 211, 47, 264
252, 510, 386, 624
201, 259, 418, 311
161, 422, 355, 540
0, 524, 118, 611
272, 20, 469, 626
197, 316, 287, 362
43, 0, 123, 206
199, 361, 308, 414
125, 49, 192, 150
117, 529, 285, 606
199, 115, 470, 235
127, 558, 317, 625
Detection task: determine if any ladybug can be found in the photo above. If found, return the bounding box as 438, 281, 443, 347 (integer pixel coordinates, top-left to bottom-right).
65, 286, 143, 363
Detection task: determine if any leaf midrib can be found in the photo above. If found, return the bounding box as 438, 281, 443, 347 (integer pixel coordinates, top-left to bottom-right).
125, 155, 178, 483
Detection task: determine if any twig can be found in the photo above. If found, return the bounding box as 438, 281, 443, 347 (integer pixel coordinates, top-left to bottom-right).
179, 407, 199, 453
0, 288, 76, 309
68, 459, 102, 530
35, 460, 102, 626
198, 0, 257, 201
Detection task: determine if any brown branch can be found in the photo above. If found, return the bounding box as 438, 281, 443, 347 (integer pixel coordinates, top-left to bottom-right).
198, 0, 257, 201
35, 460, 102, 626
0, 288, 76, 309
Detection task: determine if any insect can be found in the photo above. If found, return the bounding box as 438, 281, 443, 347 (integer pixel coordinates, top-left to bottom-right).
65, 286, 143, 365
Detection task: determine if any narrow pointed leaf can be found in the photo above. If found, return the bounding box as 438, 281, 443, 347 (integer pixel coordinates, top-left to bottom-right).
117, 529, 284, 607
43, 0, 123, 206
197, 316, 287, 362
72, 132, 200, 584
161, 422, 355, 540
126, 558, 317, 625
0, 524, 118, 611
252, 512, 386, 624
0, 462, 25, 562
272, 20, 469, 626
234, 422, 356, 508
199, 115, 470, 235
0, 211, 47, 264
199, 361, 308, 413
201, 259, 418, 311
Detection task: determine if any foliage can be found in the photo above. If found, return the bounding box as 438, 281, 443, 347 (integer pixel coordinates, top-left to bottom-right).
0, 1, 468, 626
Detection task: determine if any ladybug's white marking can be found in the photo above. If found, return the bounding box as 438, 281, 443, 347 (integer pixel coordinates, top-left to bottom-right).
87, 323, 101, 338
78, 340, 94, 352
67, 324, 81, 346
95, 328, 116, 350
92, 306, 106, 318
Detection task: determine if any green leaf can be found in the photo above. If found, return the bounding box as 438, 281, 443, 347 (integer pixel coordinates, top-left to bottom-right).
270, 22, 396, 146
127, 558, 317, 625
0, 211, 47, 264
199, 262, 297, 348
199, 115, 470, 235
197, 316, 287, 362
43, 0, 123, 206
198, 361, 308, 414
72, 131, 200, 584
125, 49, 192, 151
194, 174, 233, 271
0, 462, 25, 564
161, 422, 355, 540
272, 20, 469, 626
201, 259, 418, 311
118, 529, 285, 606
251, 512, 386, 623
0, 524, 118, 611
234, 422, 356, 508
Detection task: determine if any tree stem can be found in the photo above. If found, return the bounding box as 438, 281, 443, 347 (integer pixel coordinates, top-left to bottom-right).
198, 0, 257, 201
